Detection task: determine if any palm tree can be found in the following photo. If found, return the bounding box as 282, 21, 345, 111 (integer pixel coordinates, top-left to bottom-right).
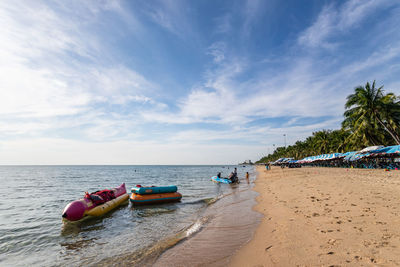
380, 93, 400, 142
329, 129, 349, 153
313, 130, 331, 154
343, 81, 400, 145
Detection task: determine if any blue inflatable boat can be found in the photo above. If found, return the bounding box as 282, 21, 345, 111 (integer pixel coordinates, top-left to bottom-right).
131, 185, 178, 195
211, 176, 233, 184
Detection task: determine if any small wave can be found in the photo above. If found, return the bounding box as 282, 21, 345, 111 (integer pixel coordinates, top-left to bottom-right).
93, 216, 212, 266
186, 221, 202, 237
180, 197, 218, 206
185, 216, 211, 237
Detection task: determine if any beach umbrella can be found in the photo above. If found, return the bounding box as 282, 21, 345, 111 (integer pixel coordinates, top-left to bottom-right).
283, 158, 294, 163
344, 151, 357, 161
327, 153, 334, 160
370, 145, 400, 157
329, 153, 342, 160
359, 145, 384, 153
385, 145, 400, 154
349, 152, 371, 161
341, 151, 356, 158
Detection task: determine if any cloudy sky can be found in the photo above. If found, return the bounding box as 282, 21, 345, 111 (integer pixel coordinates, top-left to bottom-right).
1, 0, 400, 164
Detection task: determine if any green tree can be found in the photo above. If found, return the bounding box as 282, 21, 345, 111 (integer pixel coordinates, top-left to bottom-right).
256, 81, 400, 164
312, 130, 331, 154
329, 129, 350, 153
343, 81, 400, 145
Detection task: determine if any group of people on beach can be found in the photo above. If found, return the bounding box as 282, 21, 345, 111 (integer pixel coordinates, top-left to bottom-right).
217, 167, 249, 183
228, 168, 239, 183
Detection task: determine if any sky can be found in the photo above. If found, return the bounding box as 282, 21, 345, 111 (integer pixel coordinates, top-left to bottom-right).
1, 0, 400, 165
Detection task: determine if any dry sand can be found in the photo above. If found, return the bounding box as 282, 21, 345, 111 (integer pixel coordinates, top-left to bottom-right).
230, 166, 400, 266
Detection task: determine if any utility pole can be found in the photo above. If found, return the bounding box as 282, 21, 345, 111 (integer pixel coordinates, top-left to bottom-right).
283, 134, 286, 148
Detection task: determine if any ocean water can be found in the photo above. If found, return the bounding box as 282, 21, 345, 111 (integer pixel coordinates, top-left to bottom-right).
0, 165, 260, 266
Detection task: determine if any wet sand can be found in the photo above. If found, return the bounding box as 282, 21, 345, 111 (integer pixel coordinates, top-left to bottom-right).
231, 166, 400, 266
153, 177, 262, 266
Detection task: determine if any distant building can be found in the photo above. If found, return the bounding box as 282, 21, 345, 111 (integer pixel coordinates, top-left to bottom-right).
239, 160, 253, 165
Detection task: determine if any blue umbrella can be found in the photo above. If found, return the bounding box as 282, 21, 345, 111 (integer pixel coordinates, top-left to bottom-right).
370, 145, 400, 156
344, 151, 357, 161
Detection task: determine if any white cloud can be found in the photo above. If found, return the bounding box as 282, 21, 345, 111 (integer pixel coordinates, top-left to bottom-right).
207, 42, 226, 63
143, 0, 195, 40
298, 4, 337, 49
0, 121, 52, 136
214, 14, 232, 34
142, 56, 344, 127
339, 45, 400, 77
1, 1, 400, 164
241, 0, 263, 37
298, 0, 394, 49
338, 0, 388, 30
0, 0, 156, 139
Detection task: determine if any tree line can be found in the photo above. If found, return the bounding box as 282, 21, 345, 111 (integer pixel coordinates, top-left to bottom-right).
257, 81, 400, 163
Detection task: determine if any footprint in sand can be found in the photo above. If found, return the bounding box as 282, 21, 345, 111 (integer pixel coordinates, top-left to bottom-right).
264, 245, 273, 251
327, 239, 336, 245
354, 255, 362, 261
363, 240, 371, 247
324, 208, 332, 214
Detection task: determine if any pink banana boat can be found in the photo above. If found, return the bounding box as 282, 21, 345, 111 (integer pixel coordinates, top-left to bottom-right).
62, 183, 129, 221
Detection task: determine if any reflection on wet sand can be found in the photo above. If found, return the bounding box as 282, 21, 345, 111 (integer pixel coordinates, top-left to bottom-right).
153, 180, 261, 267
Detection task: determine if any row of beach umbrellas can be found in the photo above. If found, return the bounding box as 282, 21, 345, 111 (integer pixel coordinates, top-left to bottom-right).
273, 145, 400, 164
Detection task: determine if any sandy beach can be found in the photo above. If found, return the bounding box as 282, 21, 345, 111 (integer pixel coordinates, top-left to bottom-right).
231, 166, 400, 266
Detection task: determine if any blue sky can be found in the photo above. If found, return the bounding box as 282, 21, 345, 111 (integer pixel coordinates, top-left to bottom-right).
1, 0, 400, 164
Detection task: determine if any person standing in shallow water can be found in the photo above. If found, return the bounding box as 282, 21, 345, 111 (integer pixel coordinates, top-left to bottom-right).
234, 168, 238, 182
228, 168, 239, 183
265, 163, 270, 170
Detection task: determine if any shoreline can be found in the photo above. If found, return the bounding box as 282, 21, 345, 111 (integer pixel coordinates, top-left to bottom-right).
152, 169, 261, 266
230, 166, 400, 266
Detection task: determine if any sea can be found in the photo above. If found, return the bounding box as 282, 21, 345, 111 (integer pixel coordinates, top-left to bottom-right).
0, 165, 261, 266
